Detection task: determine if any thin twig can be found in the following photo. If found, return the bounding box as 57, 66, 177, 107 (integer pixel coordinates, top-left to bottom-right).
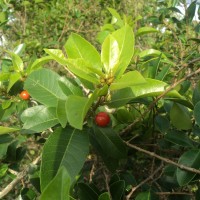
156, 191, 193, 196
103, 169, 112, 199
126, 164, 163, 200
0, 156, 40, 199
125, 142, 200, 175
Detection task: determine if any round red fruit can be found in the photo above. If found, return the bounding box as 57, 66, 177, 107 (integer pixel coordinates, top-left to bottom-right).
95, 112, 110, 127
20, 90, 30, 100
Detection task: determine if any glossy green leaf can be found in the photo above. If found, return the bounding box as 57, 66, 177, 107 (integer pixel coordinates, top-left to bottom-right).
65, 58, 100, 84
44, 49, 67, 66
64, 33, 102, 71
109, 78, 183, 107
24, 68, 66, 107
101, 34, 120, 74
110, 180, 125, 200
164, 130, 194, 147
170, 103, 192, 130
0, 126, 20, 135
136, 27, 158, 37
111, 25, 134, 78
40, 127, 89, 191
139, 49, 167, 59
78, 183, 99, 200
98, 192, 110, 200
7, 72, 21, 92
176, 149, 200, 186
194, 101, 200, 126
92, 125, 127, 159
28, 56, 53, 72
40, 166, 71, 200
110, 71, 146, 91
6, 51, 24, 72
56, 99, 68, 128
21, 105, 58, 133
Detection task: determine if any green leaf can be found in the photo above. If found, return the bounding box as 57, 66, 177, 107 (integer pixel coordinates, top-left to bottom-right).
139, 49, 167, 59
136, 27, 158, 37
170, 103, 192, 130
44, 49, 67, 66
64, 33, 102, 71
109, 78, 183, 107
14, 43, 26, 56
98, 192, 110, 200
0, 126, 20, 135
176, 149, 200, 186
110, 71, 146, 91
66, 96, 88, 129
0, 72, 10, 81
24, 68, 66, 107
2, 100, 12, 110
21, 105, 59, 133
56, 99, 68, 128
101, 34, 120, 74
92, 125, 127, 159
40, 166, 71, 200
89, 131, 119, 172
135, 191, 157, 200
164, 130, 194, 147
194, 101, 200, 126
6, 51, 24, 72
65, 59, 100, 84
40, 127, 89, 191
78, 183, 99, 200
0, 164, 8, 178
65, 91, 99, 129
7, 72, 21, 92
107, 7, 124, 27
109, 25, 134, 78
184, 0, 197, 23
27, 56, 53, 73
192, 81, 200, 105
58, 77, 83, 96
110, 180, 125, 200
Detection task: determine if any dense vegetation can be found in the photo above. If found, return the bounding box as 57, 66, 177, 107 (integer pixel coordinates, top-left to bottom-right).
1, 0, 200, 199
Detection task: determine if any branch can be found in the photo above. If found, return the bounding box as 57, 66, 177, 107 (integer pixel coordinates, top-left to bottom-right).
126, 164, 163, 200
0, 156, 40, 199
125, 142, 200, 175
120, 65, 200, 136
156, 191, 193, 196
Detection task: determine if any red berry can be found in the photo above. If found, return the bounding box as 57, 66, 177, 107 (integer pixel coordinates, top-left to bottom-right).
20, 90, 30, 100
95, 112, 110, 127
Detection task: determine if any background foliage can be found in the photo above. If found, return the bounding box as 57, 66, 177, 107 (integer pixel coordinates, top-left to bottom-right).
1, 0, 200, 199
